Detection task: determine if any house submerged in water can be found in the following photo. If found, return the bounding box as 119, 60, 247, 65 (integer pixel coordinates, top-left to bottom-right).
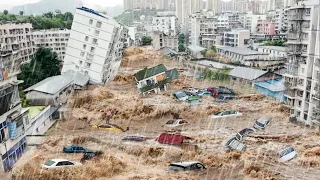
134, 64, 179, 95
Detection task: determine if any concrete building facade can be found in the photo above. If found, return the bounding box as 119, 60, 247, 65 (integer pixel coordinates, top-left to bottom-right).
61, 7, 128, 84
32, 29, 70, 61
256, 20, 275, 35
223, 29, 250, 48
283, 2, 320, 125
151, 31, 178, 51
145, 15, 178, 36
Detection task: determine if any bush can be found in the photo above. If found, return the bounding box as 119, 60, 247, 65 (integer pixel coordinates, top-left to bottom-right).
201, 68, 230, 81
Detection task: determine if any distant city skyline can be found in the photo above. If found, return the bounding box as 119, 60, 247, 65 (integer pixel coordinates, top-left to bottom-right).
0, 0, 123, 7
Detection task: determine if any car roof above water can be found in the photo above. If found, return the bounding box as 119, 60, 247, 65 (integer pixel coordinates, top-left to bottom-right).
170, 161, 200, 167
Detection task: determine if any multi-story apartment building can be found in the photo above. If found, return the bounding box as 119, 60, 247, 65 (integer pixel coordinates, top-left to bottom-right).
267, 9, 288, 34
207, 0, 222, 14
188, 11, 217, 47
61, 7, 128, 84
216, 12, 241, 30
175, 0, 203, 25
256, 20, 275, 35
223, 28, 250, 48
32, 29, 70, 61
284, 1, 320, 125
151, 31, 178, 51
145, 15, 178, 36
267, 0, 284, 11
241, 13, 267, 33
0, 23, 35, 172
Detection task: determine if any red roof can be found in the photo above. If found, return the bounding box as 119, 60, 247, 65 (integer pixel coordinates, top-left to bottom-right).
156, 133, 191, 145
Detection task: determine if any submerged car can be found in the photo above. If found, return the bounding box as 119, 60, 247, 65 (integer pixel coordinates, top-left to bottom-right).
211, 110, 242, 119
166, 119, 188, 127
184, 88, 199, 94
196, 89, 212, 97
253, 117, 272, 130
173, 91, 189, 101
187, 95, 200, 104
235, 128, 255, 141
207, 86, 235, 97
42, 159, 81, 169
225, 137, 246, 151
280, 147, 298, 162
122, 136, 147, 142
216, 94, 237, 102
168, 161, 206, 171
63, 145, 95, 154
80, 151, 104, 163
92, 124, 128, 133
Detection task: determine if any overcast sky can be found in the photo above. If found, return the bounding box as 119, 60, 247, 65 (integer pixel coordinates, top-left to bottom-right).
0, 0, 123, 6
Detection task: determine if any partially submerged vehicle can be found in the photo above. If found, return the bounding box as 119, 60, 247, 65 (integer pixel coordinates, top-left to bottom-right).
122, 136, 147, 142
80, 151, 104, 163
207, 86, 235, 98
280, 147, 298, 162
216, 94, 237, 102
196, 89, 212, 97
63, 145, 95, 154
211, 110, 242, 119
173, 91, 189, 101
187, 95, 200, 104
42, 159, 81, 169
235, 128, 255, 141
166, 119, 188, 127
253, 117, 272, 130
156, 133, 192, 145
225, 137, 246, 151
92, 123, 128, 133
184, 88, 199, 94
168, 161, 206, 171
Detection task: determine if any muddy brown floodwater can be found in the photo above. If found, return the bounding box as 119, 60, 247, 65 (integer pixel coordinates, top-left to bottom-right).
11, 47, 320, 180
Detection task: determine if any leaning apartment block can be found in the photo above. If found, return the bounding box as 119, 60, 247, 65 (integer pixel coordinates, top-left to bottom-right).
62, 7, 128, 84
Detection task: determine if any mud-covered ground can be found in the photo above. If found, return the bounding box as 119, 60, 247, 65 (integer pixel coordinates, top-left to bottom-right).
11, 47, 320, 180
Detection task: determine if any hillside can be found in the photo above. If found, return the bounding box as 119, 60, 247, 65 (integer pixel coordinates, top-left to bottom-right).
9, 0, 83, 15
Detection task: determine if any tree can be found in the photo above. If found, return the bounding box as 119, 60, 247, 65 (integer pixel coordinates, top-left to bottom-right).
9, 14, 16, 21
43, 12, 54, 19
3, 10, 8, 15
19, 11, 24, 16
18, 48, 61, 89
178, 34, 185, 52
141, 36, 152, 45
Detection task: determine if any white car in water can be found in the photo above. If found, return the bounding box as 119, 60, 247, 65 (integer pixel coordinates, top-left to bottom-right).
211, 110, 242, 119
42, 159, 81, 169
280, 147, 298, 162
165, 119, 188, 128
253, 117, 272, 130
225, 137, 246, 151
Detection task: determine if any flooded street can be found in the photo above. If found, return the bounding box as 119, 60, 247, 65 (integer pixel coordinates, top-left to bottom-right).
11, 48, 320, 180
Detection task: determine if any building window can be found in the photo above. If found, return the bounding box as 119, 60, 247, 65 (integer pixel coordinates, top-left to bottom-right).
85, 36, 89, 41
75, 65, 79, 69
89, 19, 93, 24
84, 71, 89, 74
79, 61, 83, 65
86, 54, 94, 60
96, 21, 102, 28
83, 44, 86, 49
92, 38, 98, 45
80, 51, 85, 56
94, 30, 100, 36
90, 47, 95, 53
85, 62, 91, 68
302, 68, 305, 73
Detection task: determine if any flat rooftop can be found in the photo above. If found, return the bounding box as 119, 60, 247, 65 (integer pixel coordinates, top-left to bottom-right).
217, 46, 269, 56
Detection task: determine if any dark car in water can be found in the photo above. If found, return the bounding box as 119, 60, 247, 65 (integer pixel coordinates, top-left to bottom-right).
168, 161, 206, 171
207, 86, 235, 97
63, 145, 95, 154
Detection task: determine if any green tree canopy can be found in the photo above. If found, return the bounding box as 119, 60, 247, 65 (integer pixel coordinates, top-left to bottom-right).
141, 36, 152, 45
3, 10, 8, 15
263, 40, 286, 47
18, 48, 61, 89
178, 34, 186, 52
19, 11, 24, 16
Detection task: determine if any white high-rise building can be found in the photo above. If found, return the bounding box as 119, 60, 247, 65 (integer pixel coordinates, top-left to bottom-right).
207, 0, 222, 14
32, 29, 70, 61
187, 11, 218, 47
175, 0, 203, 25
284, 1, 320, 125
243, 13, 267, 33
61, 7, 128, 84
267, 9, 288, 34
145, 15, 179, 36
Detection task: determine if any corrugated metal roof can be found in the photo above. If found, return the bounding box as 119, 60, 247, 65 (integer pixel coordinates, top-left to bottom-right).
134, 64, 167, 81
24, 75, 73, 95
217, 46, 268, 55
63, 70, 90, 86
188, 45, 206, 53
229, 67, 267, 80
255, 79, 286, 92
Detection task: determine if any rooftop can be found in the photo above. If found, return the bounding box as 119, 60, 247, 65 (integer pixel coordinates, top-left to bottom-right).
26, 106, 46, 119
134, 64, 167, 81
258, 46, 286, 52
24, 75, 73, 95
63, 70, 90, 87
188, 45, 206, 53
170, 161, 200, 167
255, 79, 286, 92
217, 46, 268, 56
77, 7, 108, 19
192, 60, 236, 70
228, 66, 268, 80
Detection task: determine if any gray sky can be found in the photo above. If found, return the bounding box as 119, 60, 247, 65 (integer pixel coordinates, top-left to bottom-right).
0, 0, 123, 6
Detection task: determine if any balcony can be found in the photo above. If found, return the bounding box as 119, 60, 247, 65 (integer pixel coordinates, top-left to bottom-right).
284, 90, 296, 99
